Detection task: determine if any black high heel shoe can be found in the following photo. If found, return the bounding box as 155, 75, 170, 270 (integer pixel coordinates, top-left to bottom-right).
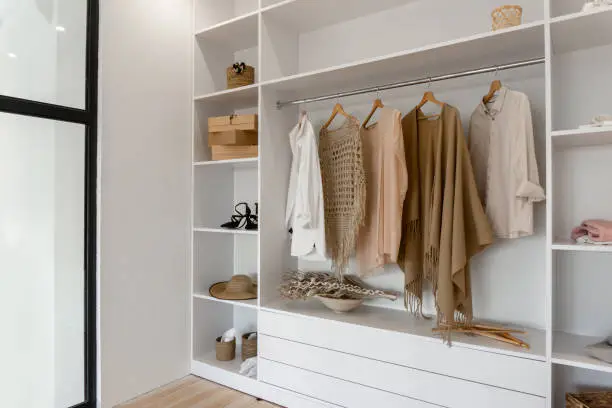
245, 203, 258, 231
220, 202, 250, 229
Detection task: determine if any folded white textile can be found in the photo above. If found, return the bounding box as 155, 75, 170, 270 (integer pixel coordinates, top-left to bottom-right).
579, 114, 612, 129
239, 357, 257, 377
575, 235, 612, 245
221, 328, 236, 343
582, 1, 612, 12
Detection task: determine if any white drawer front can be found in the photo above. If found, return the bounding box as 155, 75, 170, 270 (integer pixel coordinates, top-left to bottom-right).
260, 335, 546, 408
259, 358, 441, 408
259, 310, 547, 397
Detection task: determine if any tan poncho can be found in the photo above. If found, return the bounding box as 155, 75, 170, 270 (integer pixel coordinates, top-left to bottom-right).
319, 116, 366, 277
399, 104, 493, 327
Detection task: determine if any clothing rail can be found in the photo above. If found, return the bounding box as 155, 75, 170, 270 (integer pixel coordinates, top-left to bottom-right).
276, 57, 545, 109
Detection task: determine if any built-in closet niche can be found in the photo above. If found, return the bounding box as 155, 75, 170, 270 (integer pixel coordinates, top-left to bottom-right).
193, 299, 258, 366
260, 0, 544, 82
260, 62, 548, 330
194, 2, 259, 96
553, 365, 612, 407
552, 147, 612, 241
193, 98, 258, 162
195, 0, 258, 30
551, 0, 604, 17
551, 7, 612, 132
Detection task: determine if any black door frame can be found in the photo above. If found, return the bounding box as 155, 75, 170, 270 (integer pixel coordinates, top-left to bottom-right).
0, 1, 99, 407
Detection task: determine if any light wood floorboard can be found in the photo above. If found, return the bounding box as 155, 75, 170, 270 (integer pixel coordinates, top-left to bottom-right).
117, 376, 282, 408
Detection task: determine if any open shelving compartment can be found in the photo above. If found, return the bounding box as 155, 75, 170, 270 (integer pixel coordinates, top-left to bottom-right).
192, 298, 258, 378
549, 3, 612, 403
190, 0, 612, 406
194, 0, 259, 97
259, 0, 549, 361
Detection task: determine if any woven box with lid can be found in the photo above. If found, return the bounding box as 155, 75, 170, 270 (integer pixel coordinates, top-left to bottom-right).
567, 392, 612, 408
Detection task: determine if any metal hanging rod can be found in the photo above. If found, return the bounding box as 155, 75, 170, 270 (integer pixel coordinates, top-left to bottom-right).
276, 57, 545, 109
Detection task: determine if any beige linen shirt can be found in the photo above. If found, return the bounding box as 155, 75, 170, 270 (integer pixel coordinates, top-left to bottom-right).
469, 87, 545, 239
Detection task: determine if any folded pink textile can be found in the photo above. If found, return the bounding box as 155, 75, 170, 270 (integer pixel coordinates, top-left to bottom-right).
571, 219, 612, 242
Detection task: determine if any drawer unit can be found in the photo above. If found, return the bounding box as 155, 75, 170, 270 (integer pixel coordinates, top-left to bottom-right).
259, 358, 441, 408
259, 310, 548, 397
259, 334, 546, 408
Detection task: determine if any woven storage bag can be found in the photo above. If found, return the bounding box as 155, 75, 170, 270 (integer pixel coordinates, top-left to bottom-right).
215, 336, 236, 361
566, 392, 612, 408
492, 5, 522, 31
226, 64, 255, 89
241, 332, 257, 361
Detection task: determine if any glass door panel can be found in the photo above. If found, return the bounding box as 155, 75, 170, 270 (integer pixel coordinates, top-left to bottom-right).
0, 0, 88, 108
0, 112, 85, 408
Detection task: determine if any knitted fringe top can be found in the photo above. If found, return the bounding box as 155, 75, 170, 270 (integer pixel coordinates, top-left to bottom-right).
318, 116, 366, 277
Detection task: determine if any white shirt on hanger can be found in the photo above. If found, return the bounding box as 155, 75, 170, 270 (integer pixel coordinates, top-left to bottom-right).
286, 113, 327, 259
469, 87, 545, 239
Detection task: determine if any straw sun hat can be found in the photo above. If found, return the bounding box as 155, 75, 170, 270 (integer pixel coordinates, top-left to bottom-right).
209, 275, 257, 300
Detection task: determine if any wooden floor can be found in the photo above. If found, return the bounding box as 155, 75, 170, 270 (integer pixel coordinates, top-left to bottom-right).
117, 376, 282, 408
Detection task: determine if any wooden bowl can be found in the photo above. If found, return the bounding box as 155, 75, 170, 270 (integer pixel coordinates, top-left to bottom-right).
315, 295, 364, 313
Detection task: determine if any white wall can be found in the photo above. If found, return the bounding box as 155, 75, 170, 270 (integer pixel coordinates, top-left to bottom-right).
98, 0, 192, 407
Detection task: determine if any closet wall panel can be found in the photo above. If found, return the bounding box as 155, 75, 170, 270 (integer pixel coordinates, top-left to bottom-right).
99, 1, 192, 407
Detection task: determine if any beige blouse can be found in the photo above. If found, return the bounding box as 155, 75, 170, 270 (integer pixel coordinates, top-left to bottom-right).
356, 107, 408, 276
469, 87, 545, 239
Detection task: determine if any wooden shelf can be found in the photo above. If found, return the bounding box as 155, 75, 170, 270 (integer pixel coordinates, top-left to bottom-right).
553, 331, 612, 374
194, 84, 259, 109
193, 227, 259, 236
551, 7, 612, 54
261, 0, 409, 33
195, 11, 258, 51
552, 127, 612, 148
194, 157, 259, 169
194, 293, 258, 310
262, 299, 546, 362
261, 21, 545, 101
553, 239, 612, 253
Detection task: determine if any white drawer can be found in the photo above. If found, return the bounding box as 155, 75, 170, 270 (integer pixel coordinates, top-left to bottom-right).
259, 309, 547, 397
260, 335, 546, 408
259, 358, 441, 408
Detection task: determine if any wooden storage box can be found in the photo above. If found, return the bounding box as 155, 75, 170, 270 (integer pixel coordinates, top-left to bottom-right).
208, 130, 258, 146
208, 114, 258, 133
567, 392, 612, 408
212, 145, 258, 161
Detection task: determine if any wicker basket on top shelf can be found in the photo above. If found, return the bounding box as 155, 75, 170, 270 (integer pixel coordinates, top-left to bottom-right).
567, 392, 612, 408
227, 62, 255, 89
491, 5, 522, 31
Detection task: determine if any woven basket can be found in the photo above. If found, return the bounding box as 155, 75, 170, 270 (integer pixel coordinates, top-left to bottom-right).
226, 65, 255, 89
567, 392, 612, 408
215, 336, 236, 361
241, 332, 257, 361
492, 5, 523, 31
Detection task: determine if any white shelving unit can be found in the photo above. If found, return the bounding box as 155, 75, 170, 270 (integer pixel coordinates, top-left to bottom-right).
190, 1, 612, 407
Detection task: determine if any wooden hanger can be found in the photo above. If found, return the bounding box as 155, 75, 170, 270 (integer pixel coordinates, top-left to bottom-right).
362, 92, 384, 128
482, 79, 502, 104
322, 102, 350, 130
417, 91, 445, 120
